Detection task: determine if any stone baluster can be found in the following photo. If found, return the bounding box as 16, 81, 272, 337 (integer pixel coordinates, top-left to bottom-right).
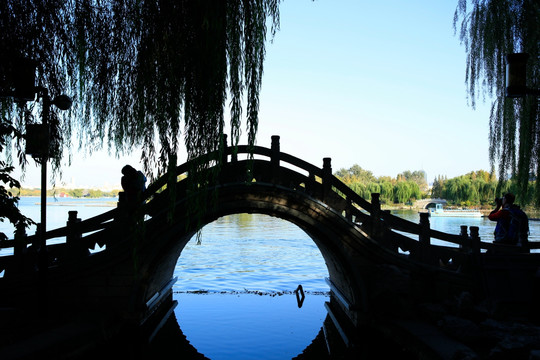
322, 158, 332, 200
371, 192, 381, 223
271, 135, 280, 165
231, 144, 238, 163
67, 210, 88, 258
460, 225, 470, 252
469, 226, 481, 255
345, 198, 353, 222
221, 133, 228, 164
419, 212, 430, 245
14, 222, 27, 258
35, 223, 48, 274
13, 222, 28, 273
306, 172, 316, 195
115, 191, 133, 232
167, 154, 177, 205
34, 223, 42, 252
418, 212, 432, 263
461, 225, 481, 274
117, 192, 126, 211
271, 135, 280, 181
370, 193, 384, 243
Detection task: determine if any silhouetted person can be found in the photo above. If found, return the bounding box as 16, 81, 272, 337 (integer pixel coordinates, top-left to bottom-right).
121, 165, 146, 206
488, 193, 529, 248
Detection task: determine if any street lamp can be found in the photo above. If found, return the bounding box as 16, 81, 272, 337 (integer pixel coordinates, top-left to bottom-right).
31, 87, 72, 273
505, 53, 540, 98
1, 58, 72, 272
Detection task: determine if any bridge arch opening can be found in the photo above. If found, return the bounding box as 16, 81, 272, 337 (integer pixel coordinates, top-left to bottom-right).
140, 182, 369, 355
173, 213, 330, 359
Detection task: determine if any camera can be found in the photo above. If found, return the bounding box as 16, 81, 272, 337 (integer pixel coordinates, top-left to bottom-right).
495, 197, 502, 206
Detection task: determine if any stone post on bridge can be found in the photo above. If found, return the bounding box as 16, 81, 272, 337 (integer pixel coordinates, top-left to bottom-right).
464, 226, 482, 276
221, 133, 238, 162
370, 193, 388, 246
322, 157, 332, 201
13, 222, 28, 273
371, 192, 381, 219
469, 226, 481, 255
33, 223, 42, 256
271, 135, 280, 181
345, 198, 353, 222
417, 212, 434, 264
221, 133, 228, 164
460, 225, 470, 252
14, 222, 27, 258
66, 210, 89, 258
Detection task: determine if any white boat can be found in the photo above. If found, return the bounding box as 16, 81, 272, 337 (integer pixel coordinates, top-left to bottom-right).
429, 203, 483, 217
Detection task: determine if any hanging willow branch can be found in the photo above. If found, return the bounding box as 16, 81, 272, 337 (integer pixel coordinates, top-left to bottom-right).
454, 0, 539, 205
0, 0, 280, 180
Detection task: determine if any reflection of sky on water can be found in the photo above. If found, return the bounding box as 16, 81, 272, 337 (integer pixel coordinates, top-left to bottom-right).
176, 213, 330, 293
175, 214, 331, 360
175, 293, 328, 360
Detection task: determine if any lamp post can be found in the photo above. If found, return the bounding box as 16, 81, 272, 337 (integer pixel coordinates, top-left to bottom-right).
1, 60, 71, 313
505, 53, 540, 98
2, 58, 72, 301
32, 87, 72, 274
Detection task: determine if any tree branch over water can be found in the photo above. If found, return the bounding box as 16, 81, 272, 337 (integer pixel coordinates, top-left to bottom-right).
0, 0, 281, 179
454, 0, 539, 204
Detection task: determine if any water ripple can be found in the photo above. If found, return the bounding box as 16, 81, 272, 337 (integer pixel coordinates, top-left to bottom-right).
174, 214, 330, 293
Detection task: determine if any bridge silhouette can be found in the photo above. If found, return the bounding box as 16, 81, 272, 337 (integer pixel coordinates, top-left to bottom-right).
1, 135, 539, 358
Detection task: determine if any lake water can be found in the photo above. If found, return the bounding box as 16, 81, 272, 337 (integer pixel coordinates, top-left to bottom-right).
1, 197, 538, 359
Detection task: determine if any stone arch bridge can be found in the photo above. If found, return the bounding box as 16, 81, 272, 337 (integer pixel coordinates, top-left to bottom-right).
1, 136, 539, 358
414, 198, 447, 209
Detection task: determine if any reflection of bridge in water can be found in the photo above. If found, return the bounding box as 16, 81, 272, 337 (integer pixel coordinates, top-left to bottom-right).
1, 135, 539, 359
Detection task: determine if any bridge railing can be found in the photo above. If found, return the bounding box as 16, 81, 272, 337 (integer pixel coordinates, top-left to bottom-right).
326, 165, 540, 253
1, 135, 537, 276
0, 209, 117, 248
143, 135, 539, 257
234, 137, 540, 257
0, 207, 118, 276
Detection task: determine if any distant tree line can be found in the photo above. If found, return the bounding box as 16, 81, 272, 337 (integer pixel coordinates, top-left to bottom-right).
13, 188, 120, 198
334, 165, 426, 205
431, 171, 535, 207
335, 165, 536, 207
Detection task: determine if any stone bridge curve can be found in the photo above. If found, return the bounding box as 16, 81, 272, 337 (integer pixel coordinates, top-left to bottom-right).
415, 198, 447, 209
137, 161, 376, 330
128, 137, 472, 340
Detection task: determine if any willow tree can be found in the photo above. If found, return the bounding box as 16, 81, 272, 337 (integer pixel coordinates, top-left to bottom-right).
454, 0, 539, 205
0, 0, 280, 178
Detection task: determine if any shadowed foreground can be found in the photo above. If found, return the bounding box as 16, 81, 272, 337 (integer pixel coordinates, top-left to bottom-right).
1, 136, 540, 359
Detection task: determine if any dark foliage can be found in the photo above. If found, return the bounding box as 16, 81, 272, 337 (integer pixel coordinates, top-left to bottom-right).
454, 0, 539, 204
0, 118, 34, 240
0, 0, 281, 179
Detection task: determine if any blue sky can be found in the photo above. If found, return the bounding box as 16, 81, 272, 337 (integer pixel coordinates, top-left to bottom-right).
18, 0, 493, 189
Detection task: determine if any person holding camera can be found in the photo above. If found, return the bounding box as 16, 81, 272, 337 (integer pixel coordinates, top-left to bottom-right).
488, 193, 529, 247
